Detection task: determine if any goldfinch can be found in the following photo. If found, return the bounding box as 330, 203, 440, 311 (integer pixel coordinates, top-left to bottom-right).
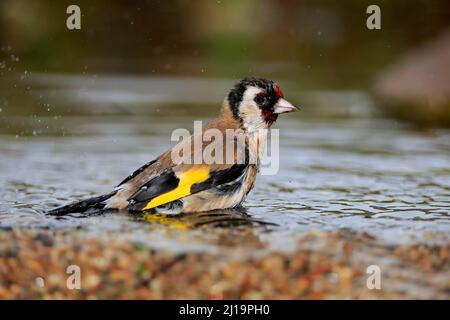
47, 77, 298, 215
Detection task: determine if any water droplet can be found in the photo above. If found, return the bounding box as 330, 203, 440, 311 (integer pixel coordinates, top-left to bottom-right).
35, 277, 45, 288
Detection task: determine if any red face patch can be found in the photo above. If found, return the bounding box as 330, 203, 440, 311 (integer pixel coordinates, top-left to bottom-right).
261, 108, 278, 125
274, 85, 284, 98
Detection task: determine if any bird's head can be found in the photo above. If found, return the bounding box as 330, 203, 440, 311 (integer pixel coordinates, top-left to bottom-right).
227, 77, 299, 130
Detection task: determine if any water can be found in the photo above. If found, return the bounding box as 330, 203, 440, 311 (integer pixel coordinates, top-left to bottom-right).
1, 74, 449, 254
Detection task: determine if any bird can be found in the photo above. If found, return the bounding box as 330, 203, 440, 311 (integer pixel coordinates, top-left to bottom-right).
47, 77, 299, 216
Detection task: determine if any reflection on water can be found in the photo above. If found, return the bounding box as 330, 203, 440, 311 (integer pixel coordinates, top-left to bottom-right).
0, 74, 449, 254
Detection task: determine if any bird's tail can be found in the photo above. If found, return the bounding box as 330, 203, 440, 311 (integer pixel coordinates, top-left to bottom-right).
46, 190, 117, 216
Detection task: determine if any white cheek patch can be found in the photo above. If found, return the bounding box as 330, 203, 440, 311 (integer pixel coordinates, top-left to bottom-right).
239, 86, 266, 130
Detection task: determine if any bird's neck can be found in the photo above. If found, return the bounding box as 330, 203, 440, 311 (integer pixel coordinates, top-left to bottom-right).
208, 100, 268, 166
211, 99, 243, 131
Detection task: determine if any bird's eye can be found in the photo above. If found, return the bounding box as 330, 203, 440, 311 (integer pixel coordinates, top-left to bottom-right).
255, 95, 268, 106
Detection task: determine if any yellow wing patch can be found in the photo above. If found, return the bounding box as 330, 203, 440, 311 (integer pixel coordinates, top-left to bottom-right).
143, 166, 210, 210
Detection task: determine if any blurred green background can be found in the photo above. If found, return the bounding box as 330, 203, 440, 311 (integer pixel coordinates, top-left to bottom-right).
1, 0, 449, 88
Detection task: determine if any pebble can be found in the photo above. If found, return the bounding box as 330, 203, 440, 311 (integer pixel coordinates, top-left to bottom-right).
0, 229, 448, 299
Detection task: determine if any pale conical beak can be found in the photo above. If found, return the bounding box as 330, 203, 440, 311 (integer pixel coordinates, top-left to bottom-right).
273, 98, 300, 114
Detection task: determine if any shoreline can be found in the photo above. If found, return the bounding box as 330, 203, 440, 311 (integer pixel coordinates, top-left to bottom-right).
0, 229, 448, 299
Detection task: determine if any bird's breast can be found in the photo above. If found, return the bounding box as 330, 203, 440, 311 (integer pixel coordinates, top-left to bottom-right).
246, 129, 268, 166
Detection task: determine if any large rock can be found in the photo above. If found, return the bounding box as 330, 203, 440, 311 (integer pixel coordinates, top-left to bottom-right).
373, 29, 450, 127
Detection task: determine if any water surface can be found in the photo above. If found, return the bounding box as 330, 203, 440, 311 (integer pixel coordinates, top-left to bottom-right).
1, 74, 449, 254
